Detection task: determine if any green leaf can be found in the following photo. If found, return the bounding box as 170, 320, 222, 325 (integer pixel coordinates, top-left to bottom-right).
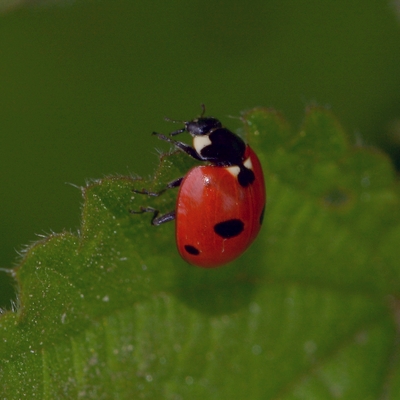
1, 107, 399, 399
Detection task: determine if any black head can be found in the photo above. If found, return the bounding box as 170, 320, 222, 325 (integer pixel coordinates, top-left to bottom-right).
185, 117, 222, 137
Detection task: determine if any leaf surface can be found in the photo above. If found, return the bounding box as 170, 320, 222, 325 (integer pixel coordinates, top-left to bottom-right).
1, 107, 399, 399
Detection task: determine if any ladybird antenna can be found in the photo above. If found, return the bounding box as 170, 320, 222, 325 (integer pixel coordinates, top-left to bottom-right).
164, 115, 187, 136
200, 103, 206, 117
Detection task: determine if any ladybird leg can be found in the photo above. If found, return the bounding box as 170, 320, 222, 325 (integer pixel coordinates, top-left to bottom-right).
163, 117, 187, 136
152, 132, 203, 161
165, 176, 184, 189
130, 207, 175, 226
168, 128, 186, 137
153, 210, 176, 225
133, 176, 183, 197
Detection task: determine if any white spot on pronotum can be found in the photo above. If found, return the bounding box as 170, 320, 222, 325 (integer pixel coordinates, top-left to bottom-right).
226, 165, 240, 177
244, 156, 253, 170
193, 135, 212, 154
226, 156, 253, 178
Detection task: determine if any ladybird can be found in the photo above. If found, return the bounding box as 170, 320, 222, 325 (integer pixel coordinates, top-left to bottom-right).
132, 106, 266, 268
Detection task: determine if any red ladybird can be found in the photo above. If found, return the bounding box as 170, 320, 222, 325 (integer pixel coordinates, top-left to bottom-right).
132, 107, 266, 268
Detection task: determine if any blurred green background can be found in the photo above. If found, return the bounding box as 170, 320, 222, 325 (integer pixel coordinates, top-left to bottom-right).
1, 0, 399, 304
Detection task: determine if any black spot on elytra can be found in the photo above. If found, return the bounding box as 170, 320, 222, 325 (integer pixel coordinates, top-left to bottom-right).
184, 245, 200, 255
238, 166, 255, 187
259, 204, 266, 225
214, 219, 244, 239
